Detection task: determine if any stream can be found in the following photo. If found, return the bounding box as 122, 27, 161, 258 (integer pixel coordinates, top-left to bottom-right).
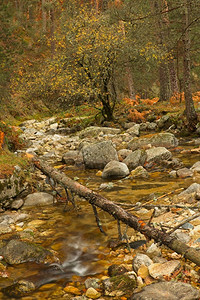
0, 122, 200, 299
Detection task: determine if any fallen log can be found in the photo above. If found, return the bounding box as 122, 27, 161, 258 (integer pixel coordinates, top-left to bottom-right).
32, 157, 200, 266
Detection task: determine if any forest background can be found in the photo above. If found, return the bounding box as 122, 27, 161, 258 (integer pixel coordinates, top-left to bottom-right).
0, 0, 200, 131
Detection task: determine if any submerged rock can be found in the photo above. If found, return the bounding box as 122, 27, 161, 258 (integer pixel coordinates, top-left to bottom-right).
0, 239, 52, 264
102, 160, 129, 179
2, 279, 36, 298
130, 281, 200, 300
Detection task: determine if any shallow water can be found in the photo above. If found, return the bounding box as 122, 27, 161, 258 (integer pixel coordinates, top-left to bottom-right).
0, 146, 200, 299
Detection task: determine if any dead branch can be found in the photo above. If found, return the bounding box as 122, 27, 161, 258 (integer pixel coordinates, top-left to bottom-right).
32, 156, 200, 267
168, 212, 200, 235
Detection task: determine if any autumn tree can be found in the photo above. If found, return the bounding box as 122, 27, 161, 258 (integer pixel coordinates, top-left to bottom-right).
21, 3, 125, 121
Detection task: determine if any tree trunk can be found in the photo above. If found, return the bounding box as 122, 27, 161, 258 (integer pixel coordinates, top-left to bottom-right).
183, 0, 197, 131
49, 7, 55, 58
153, 0, 171, 101
32, 156, 200, 267
42, 0, 47, 34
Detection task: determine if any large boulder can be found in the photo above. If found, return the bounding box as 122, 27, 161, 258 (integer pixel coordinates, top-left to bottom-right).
24, 192, 54, 206
128, 133, 178, 151
102, 161, 129, 179
78, 126, 121, 139
123, 149, 147, 171
82, 141, 118, 169
146, 147, 172, 163
0, 239, 52, 264
130, 281, 200, 300
0, 166, 25, 204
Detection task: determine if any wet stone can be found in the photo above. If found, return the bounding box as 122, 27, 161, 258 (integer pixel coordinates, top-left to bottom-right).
2, 280, 36, 298
132, 253, 153, 273
108, 264, 128, 277
130, 281, 200, 300
84, 278, 100, 289
0, 239, 52, 264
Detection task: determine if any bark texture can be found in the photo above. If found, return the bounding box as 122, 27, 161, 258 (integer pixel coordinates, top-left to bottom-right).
33, 157, 200, 266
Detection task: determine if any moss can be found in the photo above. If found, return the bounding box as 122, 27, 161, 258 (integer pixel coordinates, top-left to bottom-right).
110, 274, 137, 292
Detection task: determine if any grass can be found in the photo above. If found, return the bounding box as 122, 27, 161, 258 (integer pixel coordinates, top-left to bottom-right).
0, 150, 29, 178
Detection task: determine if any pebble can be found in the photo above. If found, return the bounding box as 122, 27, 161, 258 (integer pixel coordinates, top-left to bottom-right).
85, 287, 101, 299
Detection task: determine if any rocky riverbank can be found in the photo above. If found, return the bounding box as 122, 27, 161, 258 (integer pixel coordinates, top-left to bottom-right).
0, 116, 199, 299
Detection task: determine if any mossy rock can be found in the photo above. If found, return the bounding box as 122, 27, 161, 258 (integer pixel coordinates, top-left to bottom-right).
0, 239, 53, 264
2, 279, 36, 298
103, 274, 137, 296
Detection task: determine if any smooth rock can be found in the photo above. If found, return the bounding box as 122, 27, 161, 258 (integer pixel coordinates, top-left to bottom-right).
146, 243, 161, 258
177, 168, 193, 178
82, 141, 118, 169
146, 147, 172, 163
62, 151, 83, 165
148, 260, 181, 279
123, 149, 147, 171
130, 281, 200, 300
85, 287, 101, 299
130, 166, 149, 178
179, 183, 200, 196
132, 253, 153, 273
128, 132, 178, 151
79, 126, 121, 139
190, 161, 200, 172
24, 192, 54, 206
127, 124, 140, 137
102, 160, 129, 179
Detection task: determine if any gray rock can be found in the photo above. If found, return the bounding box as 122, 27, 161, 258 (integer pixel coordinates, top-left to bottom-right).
169, 170, 177, 178
127, 124, 140, 137
24, 192, 54, 206
130, 281, 200, 300
82, 141, 118, 169
0, 239, 51, 264
62, 151, 83, 165
146, 147, 172, 163
124, 149, 147, 171
128, 133, 178, 151
130, 166, 149, 179
179, 183, 200, 196
146, 243, 161, 258
102, 160, 129, 179
148, 260, 181, 279
0, 170, 25, 202
0, 224, 12, 234
190, 161, 200, 172
140, 122, 157, 131
124, 122, 136, 129
79, 126, 121, 139
172, 232, 191, 244
132, 253, 153, 273
11, 199, 24, 210
177, 168, 193, 178
84, 278, 100, 289
118, 149, 132, 161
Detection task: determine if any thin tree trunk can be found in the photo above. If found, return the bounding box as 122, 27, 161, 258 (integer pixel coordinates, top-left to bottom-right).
153, 0, 171, 101
183, 0, 197, 131
42, 0, 47, 34
32, 157, 200, 267
49, 7, 55, 58
120, 21, 135, 99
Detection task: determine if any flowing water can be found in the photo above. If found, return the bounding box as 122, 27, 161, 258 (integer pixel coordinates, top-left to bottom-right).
0, 146, 199, 299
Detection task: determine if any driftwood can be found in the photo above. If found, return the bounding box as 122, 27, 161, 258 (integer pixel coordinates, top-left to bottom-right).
32, 157, 200, 267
